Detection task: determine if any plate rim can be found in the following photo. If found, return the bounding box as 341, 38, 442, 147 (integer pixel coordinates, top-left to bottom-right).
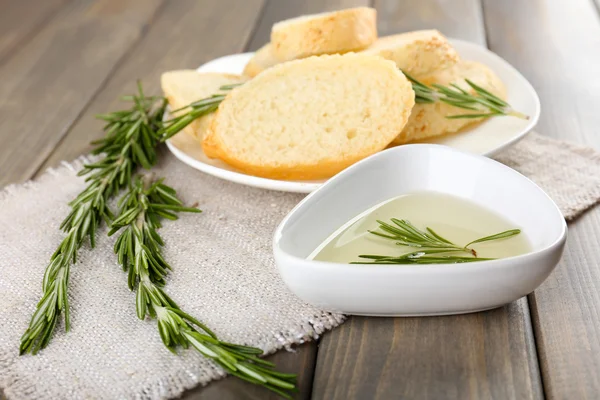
165, 140, 322, 193
166, 38, 541, 193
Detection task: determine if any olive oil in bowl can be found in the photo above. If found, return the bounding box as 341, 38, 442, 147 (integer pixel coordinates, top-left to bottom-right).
310, 191, 530, 264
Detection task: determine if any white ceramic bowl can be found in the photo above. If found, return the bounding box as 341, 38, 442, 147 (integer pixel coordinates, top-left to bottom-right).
273, 144, 567, 316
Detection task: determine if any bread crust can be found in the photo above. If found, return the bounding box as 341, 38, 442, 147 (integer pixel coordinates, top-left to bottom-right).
362, 30, 459, 77
270, 7, 377, 62
203, 54, 415, 180
242, 44, 279, 78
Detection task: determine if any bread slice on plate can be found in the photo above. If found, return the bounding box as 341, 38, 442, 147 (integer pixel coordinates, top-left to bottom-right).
161, 70, 246, 142
271, 7, 377, 61
242, 43, 279, 78
361, 30, 459, 77
203, 53, 415, 180
392, 60, 506, 145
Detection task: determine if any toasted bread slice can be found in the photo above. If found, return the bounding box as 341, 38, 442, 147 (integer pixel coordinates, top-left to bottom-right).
242, 43, 279, 78
392, 60, 506, 145
362, 30, 459, 77
270, 7, 377, 62
203, 54, 415, 180
160, 70, 246, 142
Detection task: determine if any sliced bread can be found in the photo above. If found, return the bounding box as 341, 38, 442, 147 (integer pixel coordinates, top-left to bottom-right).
392, 60, 506, 145
361, 30, 459, 77
242, 43, 279, 78
270, 7, 377, 62
160, 70, 246, 142
203, 54, 415, 180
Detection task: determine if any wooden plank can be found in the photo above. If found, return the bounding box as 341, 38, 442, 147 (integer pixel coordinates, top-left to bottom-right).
0, 0, 70, 64
482, 0, 600, 146
483, 0, 600, 397
39, 0, 266, 171
374, 0, 486, 44
312, 1, 543, 399
0, 0, 164, 188
247, 0, 372, 51
529, 210, 600, 398
315, 304, 540, 399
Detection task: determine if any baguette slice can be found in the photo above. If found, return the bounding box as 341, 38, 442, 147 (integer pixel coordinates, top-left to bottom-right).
203, 54, 415, 180
392, 60, 506, 145
271, 7, 377, 62
160, 70, 246, 142
361, 30, 459, 77
242, 43, 279, 78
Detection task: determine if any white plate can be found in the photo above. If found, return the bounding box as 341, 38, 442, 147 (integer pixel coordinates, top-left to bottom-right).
166, 39, 541, 193
273, 145, 566, 316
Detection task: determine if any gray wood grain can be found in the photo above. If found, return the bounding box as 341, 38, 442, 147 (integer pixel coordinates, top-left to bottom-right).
247, 0, 372, 51
314, 303, 540, 399
374, 0, 486, 44
482, 0, 600, 147
38, 0, 265, 172
0, 0, 70, 64
0, 0, 164, 188
312, 1, 543, 398
483, 0, 600, 397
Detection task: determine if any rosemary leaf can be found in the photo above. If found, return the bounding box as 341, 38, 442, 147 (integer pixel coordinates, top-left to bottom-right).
465, 229, 521, 247
402, 70, 529, 120
158, 85, 235, 141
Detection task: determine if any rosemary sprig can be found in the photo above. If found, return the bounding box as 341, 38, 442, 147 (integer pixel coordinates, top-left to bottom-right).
20, 83, 166, 355
109, 175, 296, 399
159, 83, 241, 141
402, 70, 529, 120
21, 81, 294, 396
352, 219, 521, 265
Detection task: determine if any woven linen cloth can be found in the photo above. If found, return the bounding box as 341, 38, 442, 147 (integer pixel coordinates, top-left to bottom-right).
1, 132, 600, 400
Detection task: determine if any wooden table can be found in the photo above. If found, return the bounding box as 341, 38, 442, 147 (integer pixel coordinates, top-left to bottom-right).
1, 0, 600, 399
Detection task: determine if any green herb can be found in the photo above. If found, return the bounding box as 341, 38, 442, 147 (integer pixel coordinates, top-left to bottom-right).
352, 218, 520, 265
20, 82, 296, 398
159, 83, 241, 141
402, 70, 529, 120
20, 82, 166, 355
109, 175, 296, 399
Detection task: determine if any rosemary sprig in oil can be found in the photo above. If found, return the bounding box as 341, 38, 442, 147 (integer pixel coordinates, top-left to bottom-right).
110, 175, 296, 398
353, 219, 521, 265
402, 70, 529, 120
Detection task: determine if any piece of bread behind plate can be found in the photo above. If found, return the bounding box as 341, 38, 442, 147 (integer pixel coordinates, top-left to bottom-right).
242, 43, 279, 78
203, 54, 415, 180
271, 7, 377, 62
160, 70, 246, 142
361, 30, 459, 77
392, 60, 506, 145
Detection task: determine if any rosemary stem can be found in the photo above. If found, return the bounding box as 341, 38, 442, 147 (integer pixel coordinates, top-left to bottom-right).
507, 109, 530, 120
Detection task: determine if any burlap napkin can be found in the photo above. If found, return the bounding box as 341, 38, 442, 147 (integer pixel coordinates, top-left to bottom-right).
1, 132, 600, 400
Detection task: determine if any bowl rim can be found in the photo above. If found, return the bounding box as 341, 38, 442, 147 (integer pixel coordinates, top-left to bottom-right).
273, 143, 567, 272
